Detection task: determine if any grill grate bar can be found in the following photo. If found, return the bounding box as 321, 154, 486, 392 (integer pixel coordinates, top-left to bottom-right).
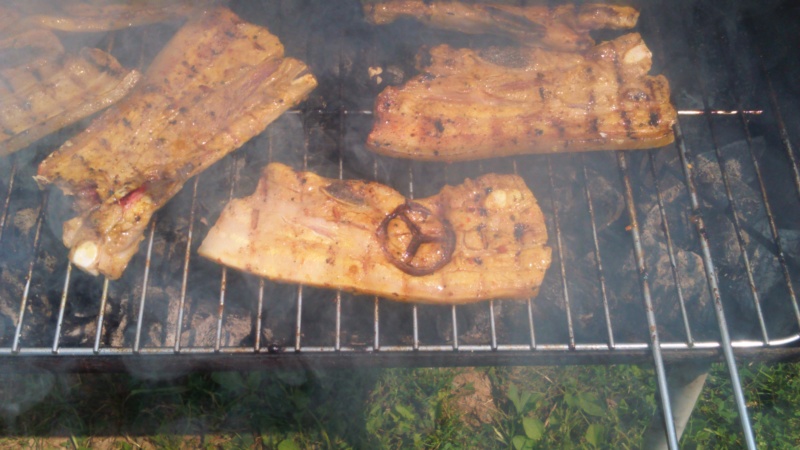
52, 263, 73, 353
12, 192, 48, 353
704, 110, 770, 343
674, 122, 757, 449
759, 68, 800, 328
546, 156, 576, 349
335, 291, 342, 351
294, 116, 313, 353
489, 300, 498, 350
299, 109, 761, 117
0, 156, 17, 244
295, 286, 303, 352
93, 278, 110, 354
256, 278, 265, 352
451, 305, 459, 350
8, 338, 798, 357
373, 297, 380, 351
761, 62, 800, 203
217, 156, 241, 352
647, 151, 695, 346
618, 151, 679, 450
133, 220, 157, 354
334, 147, 345, 351
580, 155, 616, 349
372, 160, 381, 351
738, 110, 800, 329
175, 175, 201, 353
512, 159, 538, 350
526, 299, 536, 349
408, 165, 420, 350
678, 110, 762, 116
441, 166, 459, 351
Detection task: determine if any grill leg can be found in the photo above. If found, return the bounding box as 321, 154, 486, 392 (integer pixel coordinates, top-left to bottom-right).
642, 362, 710, 449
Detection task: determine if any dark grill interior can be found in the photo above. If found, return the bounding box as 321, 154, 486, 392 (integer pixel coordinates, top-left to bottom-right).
0, 0, 799, 446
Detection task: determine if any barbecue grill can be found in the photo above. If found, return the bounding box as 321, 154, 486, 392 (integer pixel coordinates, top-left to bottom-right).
1, 0, 798, 448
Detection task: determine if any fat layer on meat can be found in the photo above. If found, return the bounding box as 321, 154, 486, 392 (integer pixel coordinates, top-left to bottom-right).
8, 0, 211, 33
364, 1, 639, 51
36, 7, 318, 279
199, 163, 552, 304
367, 33, 677, 161
0, 29, 140, 156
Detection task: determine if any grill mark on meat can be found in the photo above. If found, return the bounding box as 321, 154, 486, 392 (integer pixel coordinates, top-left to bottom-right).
589, 117, 600, 135
368, 34, 676, 160
478, 47, 530, 68
611, 46, 625, 89
200, 163, 551, 303
649, 111, 661, 127
645, 78, 661, 128
35, 7, 317, 279
433, 118, 444, 134
552, 118, 566, 138
482, 6, 547, 38
612, 49, 635, 138
626, 89, 649, 102
586, 91, 599, 136
620, 110, 634, 138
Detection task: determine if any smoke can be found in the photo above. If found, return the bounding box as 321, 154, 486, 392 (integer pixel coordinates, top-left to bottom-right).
0, 368, 57, 428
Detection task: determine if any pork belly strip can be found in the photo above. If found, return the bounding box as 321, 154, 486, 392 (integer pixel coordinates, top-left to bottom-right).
14, 0, 212, 32
363, 1, 638, 51
0, 31, 141, 156
367, 33, 677, 161
199, 163, 552, 304
36, 7, 318, 279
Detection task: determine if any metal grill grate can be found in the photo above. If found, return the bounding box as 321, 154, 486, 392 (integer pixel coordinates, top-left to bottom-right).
0, 1, 798, 448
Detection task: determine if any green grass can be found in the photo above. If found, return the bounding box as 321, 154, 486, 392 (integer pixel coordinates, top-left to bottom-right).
0, 362, 799, 449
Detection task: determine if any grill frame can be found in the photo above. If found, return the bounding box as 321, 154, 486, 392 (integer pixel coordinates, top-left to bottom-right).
0, 0, 799, 448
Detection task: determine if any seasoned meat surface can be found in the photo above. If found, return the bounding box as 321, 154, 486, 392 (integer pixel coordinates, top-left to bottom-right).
9, 0, 210, 32
36, 7, 317, 279
367, 33, 677, 161
363, 1, 639, 51
0, 29, 140, 156
199, 163, 552, 304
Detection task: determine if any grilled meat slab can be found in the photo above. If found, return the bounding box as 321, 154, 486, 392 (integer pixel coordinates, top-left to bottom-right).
10, 0, 209, 32
367, 33, 677, 161
36, 7, 318, 279
0, 28, 140, 156
199, 163, 552, 304
363, 1, 638, 51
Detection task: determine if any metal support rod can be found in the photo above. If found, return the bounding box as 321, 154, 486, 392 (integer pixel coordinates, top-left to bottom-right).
12, 192, 48, 354
133, 220, 157, 354
580, 155, 616, 349
546, 156, 576, 350
618, 151, 679, 450
642, 362, 711, 449
175, 176, 201, 353
674, 123, 757, 449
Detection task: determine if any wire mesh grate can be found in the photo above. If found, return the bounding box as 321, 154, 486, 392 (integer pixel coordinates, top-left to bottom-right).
0, 0, 798, 447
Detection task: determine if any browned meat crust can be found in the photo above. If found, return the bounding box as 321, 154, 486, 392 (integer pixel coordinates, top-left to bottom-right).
10, 0, 213, 32
0, 29, 140, 156
199, 163, 552, 304
35, 7, 317, 279
367, 33, 677, 161
363, 1, 639, 51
